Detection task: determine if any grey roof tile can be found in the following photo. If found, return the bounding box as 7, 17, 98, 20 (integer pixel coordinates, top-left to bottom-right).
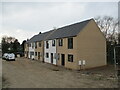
26, 19, 92, 43
46, 19, 92, 40
26, 30, 54, 43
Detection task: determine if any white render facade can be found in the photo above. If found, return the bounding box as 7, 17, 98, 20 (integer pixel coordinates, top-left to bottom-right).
28, 42, 35, 59
44, 39, 57, 65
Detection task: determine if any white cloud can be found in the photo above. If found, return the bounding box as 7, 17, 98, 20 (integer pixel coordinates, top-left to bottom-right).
1, 0, 120, 2
1, 2, 87, 44
1, 2, 118, 44
0, 27, 38, 43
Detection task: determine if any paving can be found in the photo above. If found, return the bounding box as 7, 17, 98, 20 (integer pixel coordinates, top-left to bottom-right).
2, 57, 118, 88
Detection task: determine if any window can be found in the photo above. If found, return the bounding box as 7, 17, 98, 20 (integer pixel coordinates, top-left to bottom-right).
32, 43, 34, 48
30, 52, 34, 55
35, 52, 37, 56
46, 53, 49, 58
38, 52, 40, 59
27, 44, 29, 47
38, 52, 40, 55
35, 42, 37, 48
58, 39, 63, 46
29, 43, 31, 47
39, 42, 41, 47
68, 37, 73, 49
46, 41, 49, 49
68, 54, 73, 62
52, 40, 55, 46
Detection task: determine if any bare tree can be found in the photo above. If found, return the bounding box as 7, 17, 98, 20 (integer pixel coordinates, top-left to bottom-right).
2, 35, 16, 43
95, 16, 118, 44
95, 16, 119, 64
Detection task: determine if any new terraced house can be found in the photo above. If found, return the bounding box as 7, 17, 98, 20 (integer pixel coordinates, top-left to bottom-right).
24, 19, 107, 70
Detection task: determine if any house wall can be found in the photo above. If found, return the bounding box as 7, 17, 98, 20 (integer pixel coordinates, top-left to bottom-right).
28, 43, 35, 59
57, 20, 106, 70
44, 39, 57, 65
24, 19, 106, 70
76, 20, 106, 69
34, 41, 44, 62
57, 37, 78, 69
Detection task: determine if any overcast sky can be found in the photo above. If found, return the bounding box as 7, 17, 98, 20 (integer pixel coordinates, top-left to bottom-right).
0, 1, 118, 44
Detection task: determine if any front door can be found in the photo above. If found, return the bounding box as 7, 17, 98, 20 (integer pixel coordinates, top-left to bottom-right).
51, 53, 53, 64
38, 52, 40, 60
61, 54, 65, 66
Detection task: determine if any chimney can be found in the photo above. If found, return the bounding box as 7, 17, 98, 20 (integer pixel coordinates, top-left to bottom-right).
27, 39, 29, 41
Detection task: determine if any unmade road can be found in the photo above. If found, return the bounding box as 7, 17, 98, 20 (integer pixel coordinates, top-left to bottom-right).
2, 57, 118, 88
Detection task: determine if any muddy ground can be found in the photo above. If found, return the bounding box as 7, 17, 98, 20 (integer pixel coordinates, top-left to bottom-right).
2, 57, 118, 88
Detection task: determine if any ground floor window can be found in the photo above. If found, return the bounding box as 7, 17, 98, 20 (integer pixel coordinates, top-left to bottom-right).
30, 52, 34, 55
68, 54, 73, 62
46, 53, 49, 58
38, 52, 40, 56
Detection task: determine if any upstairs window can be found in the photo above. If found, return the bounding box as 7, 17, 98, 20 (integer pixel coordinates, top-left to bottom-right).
52, 40, 55, 46
58, 39, 63, 46
68, 37, 73, 49
39, 42, 41, 47
35, 42, 37, 48
29, 43, 31, 47
68, 54, 73, 62
32, 43, 34, 48
46, 41, 49, 49
27, 44, 29, 47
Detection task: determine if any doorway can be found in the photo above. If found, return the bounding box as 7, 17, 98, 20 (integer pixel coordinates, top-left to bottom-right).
51, 53, 53, 64
38, 52, 40, 60
61, 54, 65, 66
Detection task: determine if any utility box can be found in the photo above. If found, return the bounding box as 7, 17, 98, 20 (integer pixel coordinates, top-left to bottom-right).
83, 60, 86, 65
78, 60, 82, 65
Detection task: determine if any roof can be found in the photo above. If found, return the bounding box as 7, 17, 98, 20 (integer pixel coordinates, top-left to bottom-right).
46, 19, 92, 40
26, 19, 92, 43
26, 30, 55, 43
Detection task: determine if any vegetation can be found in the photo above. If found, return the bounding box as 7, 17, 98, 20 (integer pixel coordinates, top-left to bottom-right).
94, 16, 120, 64
1, 36, 26, 57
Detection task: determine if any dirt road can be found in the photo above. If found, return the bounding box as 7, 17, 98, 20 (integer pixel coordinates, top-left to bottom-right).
2, 57, 118, 88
